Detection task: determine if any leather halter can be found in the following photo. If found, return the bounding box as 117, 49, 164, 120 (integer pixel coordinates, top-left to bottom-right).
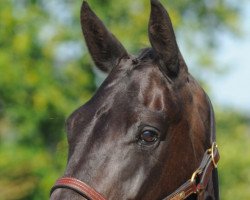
50, 143, 219, 200
50, 98, 220, 200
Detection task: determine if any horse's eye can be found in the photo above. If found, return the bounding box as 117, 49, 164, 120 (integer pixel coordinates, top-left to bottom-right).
140, 130, 158, 144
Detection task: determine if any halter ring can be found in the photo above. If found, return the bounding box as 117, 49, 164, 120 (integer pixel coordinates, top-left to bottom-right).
209, 142, 218, 168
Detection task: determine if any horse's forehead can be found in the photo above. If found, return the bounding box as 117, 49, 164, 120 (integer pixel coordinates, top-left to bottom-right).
67, 59, 172, 126
106, 59, 164, 91
99, 60, 172, 114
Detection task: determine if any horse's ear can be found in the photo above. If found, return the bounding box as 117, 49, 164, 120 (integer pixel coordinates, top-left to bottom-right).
81, 1, 128, 73
148, 0, 180, 78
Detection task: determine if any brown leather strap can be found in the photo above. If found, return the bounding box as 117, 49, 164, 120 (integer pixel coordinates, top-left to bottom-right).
164, 143, 220, 200
163, 180, 196, 200
197, 144, 219, 191
50, 177, 106, 200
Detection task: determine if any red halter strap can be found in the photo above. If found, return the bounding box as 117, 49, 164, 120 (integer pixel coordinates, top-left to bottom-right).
50, 177, 106, 200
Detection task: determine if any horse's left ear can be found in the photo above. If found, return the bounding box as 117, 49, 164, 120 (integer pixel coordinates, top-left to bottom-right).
148, 0, 180, 78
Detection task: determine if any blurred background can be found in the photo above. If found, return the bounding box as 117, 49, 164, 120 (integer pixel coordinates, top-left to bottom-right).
0, 0, 249, 199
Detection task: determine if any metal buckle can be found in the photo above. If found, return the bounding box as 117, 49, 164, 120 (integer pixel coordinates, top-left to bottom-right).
190, 169, 203, 194
191, 169, 202, 183
208, 142, 218, 168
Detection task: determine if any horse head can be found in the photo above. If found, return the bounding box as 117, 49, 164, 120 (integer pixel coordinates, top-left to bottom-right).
50, 0, 219, 199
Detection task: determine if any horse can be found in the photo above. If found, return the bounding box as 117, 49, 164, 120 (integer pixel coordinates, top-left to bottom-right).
50, 0, 220, 199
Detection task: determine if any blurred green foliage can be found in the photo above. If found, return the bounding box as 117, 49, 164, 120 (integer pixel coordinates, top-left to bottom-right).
0, 0, 249, 199
216, 109, 250, 199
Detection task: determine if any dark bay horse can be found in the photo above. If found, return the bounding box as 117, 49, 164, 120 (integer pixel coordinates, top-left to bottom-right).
50, 0, 219, 199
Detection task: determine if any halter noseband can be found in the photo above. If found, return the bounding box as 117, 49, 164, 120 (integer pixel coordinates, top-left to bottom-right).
50, 177, 106, 200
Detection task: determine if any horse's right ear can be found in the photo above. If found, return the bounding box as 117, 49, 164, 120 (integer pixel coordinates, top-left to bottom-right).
81, 1, 128, 73
148, 0, 180, 78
